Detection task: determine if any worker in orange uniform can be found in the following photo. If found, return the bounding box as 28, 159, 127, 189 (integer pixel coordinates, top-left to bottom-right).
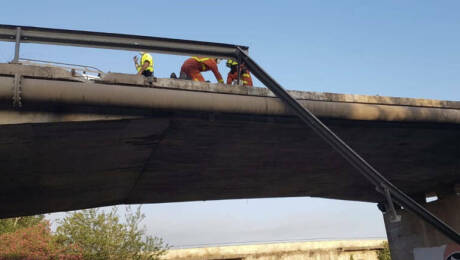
180, 57, 224, 83
226, 59, 253, 87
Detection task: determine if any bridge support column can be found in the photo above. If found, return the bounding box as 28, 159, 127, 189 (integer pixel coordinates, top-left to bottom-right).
382, 193, 459, 260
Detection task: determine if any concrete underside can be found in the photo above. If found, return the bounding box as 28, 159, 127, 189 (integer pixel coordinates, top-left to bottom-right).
0, 64, 459, 218
1, 106, 459, 218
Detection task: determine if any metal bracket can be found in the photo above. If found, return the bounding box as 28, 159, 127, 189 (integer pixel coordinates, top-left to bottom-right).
12, 73, 22, 108
382, 184, 402, 223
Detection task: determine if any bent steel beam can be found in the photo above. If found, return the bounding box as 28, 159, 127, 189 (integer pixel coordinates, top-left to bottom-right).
235, 48, 460, 244
0, 24, 248, 58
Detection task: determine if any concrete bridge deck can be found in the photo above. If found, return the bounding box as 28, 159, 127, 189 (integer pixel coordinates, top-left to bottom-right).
0, 63, 459, 218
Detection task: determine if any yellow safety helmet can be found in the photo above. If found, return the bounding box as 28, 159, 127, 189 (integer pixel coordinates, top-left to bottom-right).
226, 59, 238, 68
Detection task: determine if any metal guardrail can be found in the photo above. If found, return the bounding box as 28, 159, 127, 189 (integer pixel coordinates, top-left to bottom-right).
20, 58, 103, 74
0, 24, 248, 58
19, 58, 103, 80
0, 24, 458, 243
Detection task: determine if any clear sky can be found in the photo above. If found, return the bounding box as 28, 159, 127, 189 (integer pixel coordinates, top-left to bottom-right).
2, 0, 459, 247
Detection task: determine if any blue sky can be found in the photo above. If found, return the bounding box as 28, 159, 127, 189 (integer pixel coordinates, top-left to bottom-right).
2, 0, 459, 247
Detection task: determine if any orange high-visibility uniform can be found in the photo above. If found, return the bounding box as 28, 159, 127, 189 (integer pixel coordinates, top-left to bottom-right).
226, 68, 253, 86
180, 57, 224, 83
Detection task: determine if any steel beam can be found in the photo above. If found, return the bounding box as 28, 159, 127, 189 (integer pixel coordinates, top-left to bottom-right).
0, 24, 248, 58
235, 47, 460, 244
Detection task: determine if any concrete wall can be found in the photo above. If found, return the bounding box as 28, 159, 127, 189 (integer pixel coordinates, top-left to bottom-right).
383, 194, 460, 260
162, 240, 386, 260
413, 244, 460, 260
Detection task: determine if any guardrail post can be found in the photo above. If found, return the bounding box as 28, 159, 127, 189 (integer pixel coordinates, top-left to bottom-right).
12, 27, 21, 63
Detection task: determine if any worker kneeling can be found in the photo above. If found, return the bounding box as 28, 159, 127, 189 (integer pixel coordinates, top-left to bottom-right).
180, 57, 224, 83
133, 52, 154, 77
226, 59, 253, 87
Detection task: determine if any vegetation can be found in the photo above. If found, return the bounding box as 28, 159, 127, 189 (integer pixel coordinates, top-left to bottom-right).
377, 241, 392, 260
0, 215, 45, 235
55, 206, 168, 260
0, 206, 168, 260
0, 220, 83, 259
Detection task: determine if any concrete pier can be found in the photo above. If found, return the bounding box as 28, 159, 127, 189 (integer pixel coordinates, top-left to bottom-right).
383, 193, 459, 260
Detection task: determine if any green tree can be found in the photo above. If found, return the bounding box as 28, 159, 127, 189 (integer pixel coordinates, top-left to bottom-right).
0, 215, 45, 235
55, 206, 168, 260
377, 241, 392, 260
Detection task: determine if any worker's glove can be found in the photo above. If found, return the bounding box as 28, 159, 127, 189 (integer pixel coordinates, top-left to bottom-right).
133, 56, 138, 63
